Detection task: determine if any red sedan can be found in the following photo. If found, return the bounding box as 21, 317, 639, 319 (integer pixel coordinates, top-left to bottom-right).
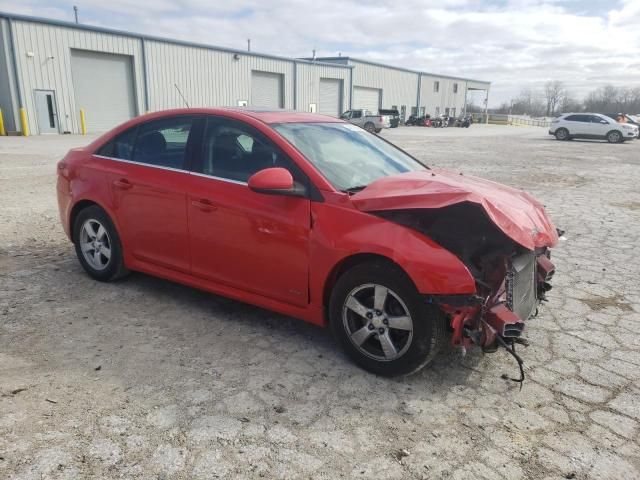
57, 108, 558, 377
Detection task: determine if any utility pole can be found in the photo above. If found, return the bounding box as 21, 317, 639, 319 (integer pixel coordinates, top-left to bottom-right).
73, 6, 79, 24
247, 39, 251, 52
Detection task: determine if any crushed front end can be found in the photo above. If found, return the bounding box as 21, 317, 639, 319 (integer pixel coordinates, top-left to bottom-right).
431, 247, 556, 382
376, 202, 560, 383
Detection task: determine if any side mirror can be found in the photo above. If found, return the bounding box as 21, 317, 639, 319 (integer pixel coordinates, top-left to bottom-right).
600, 120, 608, 124
248, 167, 306, 197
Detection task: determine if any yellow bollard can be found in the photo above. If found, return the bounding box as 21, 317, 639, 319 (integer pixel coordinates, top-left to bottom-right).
19, 107, 29, 136
80, 109, 87, 135
0, 108, 5, 136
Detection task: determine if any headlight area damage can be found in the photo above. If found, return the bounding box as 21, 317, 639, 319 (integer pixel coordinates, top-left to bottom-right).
350, 169, 561, 383
376, 202, 560, 385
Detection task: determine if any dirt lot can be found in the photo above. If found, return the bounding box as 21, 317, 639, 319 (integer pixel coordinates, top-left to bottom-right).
1, 125, 639, 479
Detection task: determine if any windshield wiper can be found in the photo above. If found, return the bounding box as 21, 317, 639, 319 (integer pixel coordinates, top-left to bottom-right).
342, 185, 368, 195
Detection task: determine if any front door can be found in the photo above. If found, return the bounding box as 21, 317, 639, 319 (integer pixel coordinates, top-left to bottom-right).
187, 116, 311, 307
34, 90, 59, 134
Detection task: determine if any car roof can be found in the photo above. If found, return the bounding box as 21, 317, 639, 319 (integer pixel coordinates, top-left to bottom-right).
212, 107, 344, 124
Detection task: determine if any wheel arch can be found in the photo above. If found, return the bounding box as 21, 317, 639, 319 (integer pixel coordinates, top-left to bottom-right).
322, 253, 415, 311
69, 199, 117, 244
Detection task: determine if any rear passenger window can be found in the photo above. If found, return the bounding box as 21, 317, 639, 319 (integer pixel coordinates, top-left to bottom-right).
97, 127, 137, 160
132, 116, 195, 169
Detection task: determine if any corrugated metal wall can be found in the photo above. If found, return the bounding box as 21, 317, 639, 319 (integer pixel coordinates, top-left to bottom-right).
296, 62, 350, 114
0, 19, 18, 131
420, 75, 468, 117
9, 20, 145, 134
350, 60, 419, 118
145, 40, 296, 111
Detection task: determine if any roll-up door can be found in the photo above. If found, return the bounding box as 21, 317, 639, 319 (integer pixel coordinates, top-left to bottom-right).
318, 78, 342, 117
70, 50, 137, 133
251, 71, 284, 108
353, 86, 381, 113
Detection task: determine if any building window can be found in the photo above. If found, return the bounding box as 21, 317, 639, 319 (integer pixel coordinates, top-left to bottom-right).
411, 106, 417, 116
445, 107, 450, 116
419, 107, 425, 116
453, 83, 458, 94
451, 108, 456, 117
435, 107, 440, 116
434, 81, 440, 93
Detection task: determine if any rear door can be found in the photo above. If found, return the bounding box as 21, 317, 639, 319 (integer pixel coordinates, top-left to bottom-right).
563, 114, 590, 137
98, 115, 200, 273
186, 116, 311, 306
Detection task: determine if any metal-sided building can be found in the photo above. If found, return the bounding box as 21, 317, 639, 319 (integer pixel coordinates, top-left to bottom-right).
311, 57, 490, 122
0, 11, 489, 136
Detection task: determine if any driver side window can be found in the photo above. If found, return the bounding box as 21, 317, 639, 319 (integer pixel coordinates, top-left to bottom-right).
198, 117, 295, 183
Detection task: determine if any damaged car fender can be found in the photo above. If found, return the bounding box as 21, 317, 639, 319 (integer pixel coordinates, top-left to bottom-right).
308, 193, 478, 325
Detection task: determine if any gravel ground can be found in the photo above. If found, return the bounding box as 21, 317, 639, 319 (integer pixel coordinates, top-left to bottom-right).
1, 125, 639, 480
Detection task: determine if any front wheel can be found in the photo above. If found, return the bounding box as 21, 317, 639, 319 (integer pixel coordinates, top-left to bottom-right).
73, 205, 129, 282
607, 130, 622, 143
329, 262, 446, 376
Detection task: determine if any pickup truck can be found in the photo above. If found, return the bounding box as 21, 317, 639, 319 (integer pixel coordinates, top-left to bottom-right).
339, 109, 390, 133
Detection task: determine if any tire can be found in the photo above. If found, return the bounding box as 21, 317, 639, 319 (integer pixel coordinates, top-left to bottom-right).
364, 122, 375, 133
329, 262, 446, 376
606, 130, 622, 144
555, 128, 569, 141
73, 205, 129, 282
374, 128, 382, 134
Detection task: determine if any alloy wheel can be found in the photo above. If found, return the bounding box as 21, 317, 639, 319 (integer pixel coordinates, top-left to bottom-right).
342, 284, 414, 361
79, 218, 112, 271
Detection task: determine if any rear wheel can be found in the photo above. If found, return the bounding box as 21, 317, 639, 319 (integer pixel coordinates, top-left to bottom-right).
607, 130, 622, 143
555, 128, 569, 141
329, 262, 446, 376
374, 128, 382, 134
73, 205, 129, 282
364, 122, 375, 133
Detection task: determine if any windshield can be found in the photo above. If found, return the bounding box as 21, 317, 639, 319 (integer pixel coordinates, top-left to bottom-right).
273, 122, 427, 191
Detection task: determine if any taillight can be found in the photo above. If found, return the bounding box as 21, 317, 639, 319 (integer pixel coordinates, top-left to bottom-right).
57, 160, 69, 179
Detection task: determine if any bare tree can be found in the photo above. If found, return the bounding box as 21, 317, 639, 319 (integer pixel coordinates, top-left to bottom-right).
544, 81, 565, 116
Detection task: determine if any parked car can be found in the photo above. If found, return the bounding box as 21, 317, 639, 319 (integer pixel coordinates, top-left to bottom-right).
339, 109, 390, 133
379, 109, 400, 128
549, 113, 638, 143
57, 108, 559, 377
602, 113, 640, 138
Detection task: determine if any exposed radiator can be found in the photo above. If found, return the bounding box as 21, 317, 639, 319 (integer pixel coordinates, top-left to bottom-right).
506, 252, 537, 321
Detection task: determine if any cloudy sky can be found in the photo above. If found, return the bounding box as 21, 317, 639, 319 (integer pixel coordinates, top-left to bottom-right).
1, 0, 639, 106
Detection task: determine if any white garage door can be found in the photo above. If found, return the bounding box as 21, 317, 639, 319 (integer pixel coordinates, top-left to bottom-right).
318, 78, 342, 117
353, 86, 381, 113
70, 50, 137, 133
251, 71, 284, 108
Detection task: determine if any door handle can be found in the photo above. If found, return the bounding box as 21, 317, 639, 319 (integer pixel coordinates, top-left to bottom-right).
191, 199, 217, 212
113, 179, 132, 190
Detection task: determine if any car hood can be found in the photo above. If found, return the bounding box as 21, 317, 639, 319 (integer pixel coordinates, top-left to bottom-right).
351, 169, 558, 250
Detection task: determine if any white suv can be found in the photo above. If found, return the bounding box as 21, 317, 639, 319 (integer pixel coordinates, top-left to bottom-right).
549, 113, 638, 143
